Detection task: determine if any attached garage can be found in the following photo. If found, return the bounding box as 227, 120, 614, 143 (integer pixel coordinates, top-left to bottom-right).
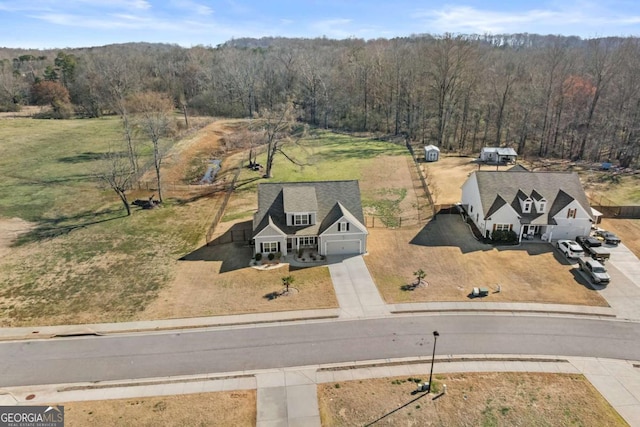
325, 240, 361, 255
549, 226, 588, 241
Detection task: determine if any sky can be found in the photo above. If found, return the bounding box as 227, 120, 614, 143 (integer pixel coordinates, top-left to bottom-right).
1, 0, 640, 49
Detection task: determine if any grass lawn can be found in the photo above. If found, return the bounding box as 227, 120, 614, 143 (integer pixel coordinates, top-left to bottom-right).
0, 117, 221, 326
319, 373, 627, 426
63, 390, 256, 427
225, 130, 424, 226
0, 121, 419, 325
366, 215, 608, 306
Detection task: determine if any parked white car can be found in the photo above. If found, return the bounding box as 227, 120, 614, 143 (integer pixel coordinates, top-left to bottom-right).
556, 240, 584, 258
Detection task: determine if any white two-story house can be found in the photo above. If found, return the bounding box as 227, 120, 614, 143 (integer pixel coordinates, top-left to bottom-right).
461, 168, 594, 242
252, 180, 368, 256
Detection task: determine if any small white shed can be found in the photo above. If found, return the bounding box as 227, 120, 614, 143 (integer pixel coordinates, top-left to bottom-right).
424, 145, 440, 162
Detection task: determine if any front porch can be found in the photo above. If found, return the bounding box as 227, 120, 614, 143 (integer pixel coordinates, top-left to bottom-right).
519, 224, 550, 243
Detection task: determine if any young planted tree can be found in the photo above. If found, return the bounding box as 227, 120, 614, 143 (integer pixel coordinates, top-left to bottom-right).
127, 92, 175, 203
413, 269, 426, 286
281, 275, 295, 294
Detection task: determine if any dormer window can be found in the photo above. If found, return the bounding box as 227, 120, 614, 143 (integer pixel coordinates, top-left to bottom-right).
339, 222, 350, 232
294, 214, 310, 226
539, 202, 546, 213
523, 200, 532, 213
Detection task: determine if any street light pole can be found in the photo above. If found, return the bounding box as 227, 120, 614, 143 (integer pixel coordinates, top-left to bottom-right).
427, 330, 439, 393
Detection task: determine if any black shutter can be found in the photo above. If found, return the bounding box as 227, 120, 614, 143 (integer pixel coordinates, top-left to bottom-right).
308, 214, 312, 224
260, 243, 263, 252
346, 223, 350, 231
277, 242, 281, 252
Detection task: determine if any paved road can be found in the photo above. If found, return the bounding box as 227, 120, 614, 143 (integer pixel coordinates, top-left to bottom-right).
2, 314, 640, 387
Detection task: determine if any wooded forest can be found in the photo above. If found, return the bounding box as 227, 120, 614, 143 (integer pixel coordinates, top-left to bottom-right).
2, 33, 640, 167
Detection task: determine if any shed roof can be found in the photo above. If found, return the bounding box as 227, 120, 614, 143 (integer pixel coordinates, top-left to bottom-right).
482, 147, 518, 156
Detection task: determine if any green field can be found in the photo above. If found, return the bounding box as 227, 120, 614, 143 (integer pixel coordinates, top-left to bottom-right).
0, 117, 214, 326
225, 130, 411, 222
0, 121, 412, 326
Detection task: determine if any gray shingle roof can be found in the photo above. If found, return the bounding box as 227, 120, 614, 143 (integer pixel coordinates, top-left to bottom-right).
283, 186, 317, 212
474, 170, 593, 222
253, 180, 365, 237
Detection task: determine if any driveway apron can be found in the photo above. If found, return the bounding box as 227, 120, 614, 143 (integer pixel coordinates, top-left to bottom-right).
327, 255, 388, 318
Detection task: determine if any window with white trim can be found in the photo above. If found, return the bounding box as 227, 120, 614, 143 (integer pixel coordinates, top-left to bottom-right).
523, 200, 532, 213
262, 242, 279, 253
495, 223, 511, 232
539, 202, 546, 212
298, 236, 316, 246
294, 214, 309, 226
338, 222, 350, 232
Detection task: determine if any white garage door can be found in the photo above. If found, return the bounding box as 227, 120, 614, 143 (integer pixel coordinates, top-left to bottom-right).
326, 240, 361, 255
552, 227, 584, 240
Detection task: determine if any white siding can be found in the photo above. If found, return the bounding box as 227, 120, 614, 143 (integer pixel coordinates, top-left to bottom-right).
461, 173, 487, 234
549, 200, 592, 241
319, 216, 367, 255
485, 204, 520, 238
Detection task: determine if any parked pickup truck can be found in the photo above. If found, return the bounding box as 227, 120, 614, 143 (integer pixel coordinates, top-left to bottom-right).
577, 257, 611, 285
575, 236, 610, 262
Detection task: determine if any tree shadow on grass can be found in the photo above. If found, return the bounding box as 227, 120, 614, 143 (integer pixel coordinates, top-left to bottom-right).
58, 151, 122, 163
11, 207, 126, 246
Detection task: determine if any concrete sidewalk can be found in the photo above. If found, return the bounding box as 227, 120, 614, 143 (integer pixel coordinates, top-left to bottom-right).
0, 301, 619, 341
2, 356, 639, 426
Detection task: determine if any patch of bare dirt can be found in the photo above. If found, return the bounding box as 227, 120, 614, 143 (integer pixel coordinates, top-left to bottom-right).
423, 156, 525, 205
141, 119, 249, 189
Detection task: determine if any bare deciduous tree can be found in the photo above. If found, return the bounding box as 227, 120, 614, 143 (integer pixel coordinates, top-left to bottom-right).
127, 92, 175, 203
256, 101, 305, 179
98, 150, 134, 216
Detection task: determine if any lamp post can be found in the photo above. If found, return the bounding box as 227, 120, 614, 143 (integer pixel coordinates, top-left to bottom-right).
427, 330, 439, 393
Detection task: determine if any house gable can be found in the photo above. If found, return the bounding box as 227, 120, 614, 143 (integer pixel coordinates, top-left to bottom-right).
254, 216, 286, 238
320, 202, 368, 236
253, 180, 366, 240
462, 170, 593, 240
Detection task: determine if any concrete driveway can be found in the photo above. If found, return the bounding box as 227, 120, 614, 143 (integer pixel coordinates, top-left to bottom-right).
327, 255, 388, 318
599, 243, 640, 321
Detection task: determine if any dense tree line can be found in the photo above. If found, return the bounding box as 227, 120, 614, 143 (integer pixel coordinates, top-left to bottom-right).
1, 33, 640, 166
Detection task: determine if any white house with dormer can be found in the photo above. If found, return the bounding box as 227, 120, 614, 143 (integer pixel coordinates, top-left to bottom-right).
461, 167, 593, 242
252, 180, 368, 256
